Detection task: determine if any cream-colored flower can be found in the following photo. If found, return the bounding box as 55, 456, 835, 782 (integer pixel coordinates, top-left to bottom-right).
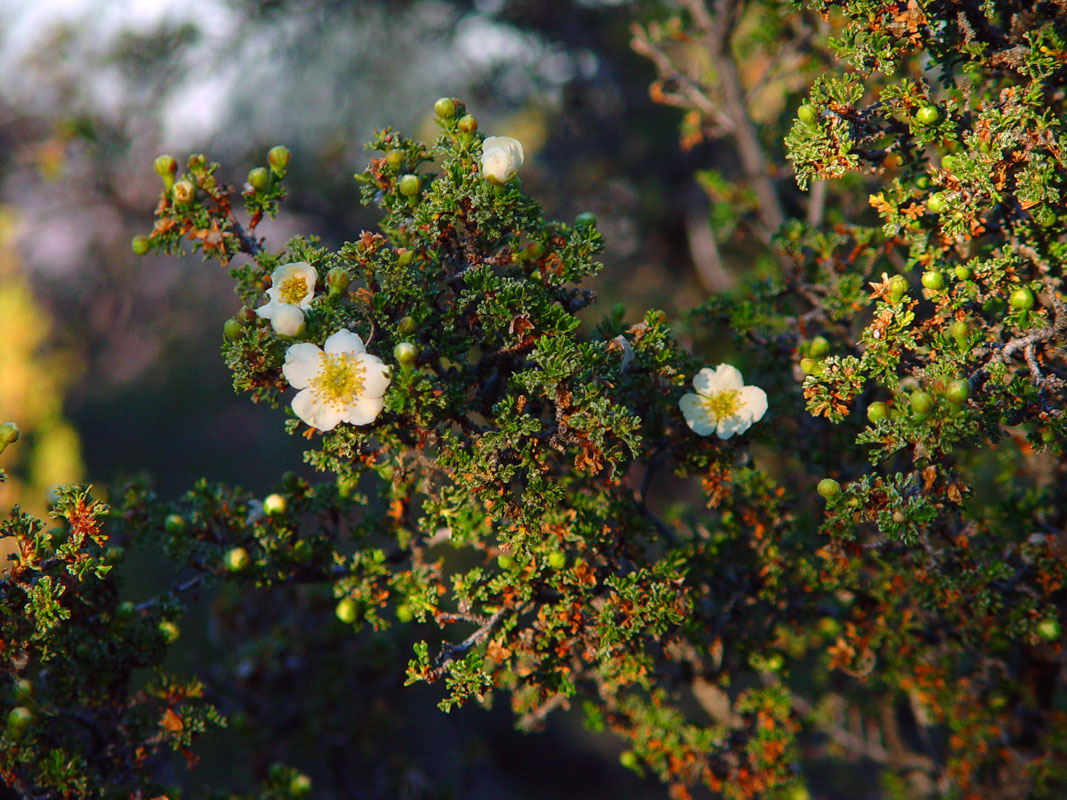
679, 363, 767, 439
480, 136, 524, 185
270, 303, 305, 337
282, 330, 391, 431
256, 261, 317, 325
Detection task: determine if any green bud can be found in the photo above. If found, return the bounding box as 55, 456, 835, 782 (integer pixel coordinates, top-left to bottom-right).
263, 493, 287, 515
497, 554, 517, 571
916, 105, 940, 125
921, 270, 944, 291
6, 706, 33, 739
116, 601, 135, 621
187, 153, 206, 170
394, 342, 417, 366
433, 97, 457, 119
949, 319, 969, 342
164, 513, 187, 535
385, 149, 404, 169
619, 751, 639, 770
954, 265, 971, 280
398, 316, 416, 335
817, 478, 841, 499
788, 786, 811, 800
397, 249, 414, 266
325, 266, 351, 297
172, 179, 195, 205
224, 547, 250, 572
153, 154, 178, 177
0, 421, 20, 454
13, 679, 33, 703
290, 774, 312, 796
888, 274, 909, 302
808, 335, 830, 358
940, 154, 957, 172
457, 114, 478, 134
267, 145, 290, 174
395, 603, 413, 623
131, 235, 152, 256
335, 598, 357, 624
945, 379, 968, 405
926, 192, 947, 214
1009, 286, 1035, 311
238, 305, 257, 323
398, 174, 421, 197
799, 357, 819, 375
1037, 618, 1061, 642
915, 175, 930, 189
158, 620, 180, 645
866, 401, 888, 423
575, 212, 597, 228
247, 166, 270, 191
910, 390, 935, 417
797, 104, 817, 125
523, 241, 544, 260
547, 550, 566, 570
223, 318, 243, 341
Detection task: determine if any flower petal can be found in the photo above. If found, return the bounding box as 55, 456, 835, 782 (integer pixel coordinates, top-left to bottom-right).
343, 395, 385, 426
358, 354, 392, 399
283, 343, 324, 389
679, 393, 716, 436
323, 329, 366, 355
256, 298, 279, 319
739, 385, 768, 425
716, 414, 750, 440
694, 363, 744, 395
292, 389, 344, 431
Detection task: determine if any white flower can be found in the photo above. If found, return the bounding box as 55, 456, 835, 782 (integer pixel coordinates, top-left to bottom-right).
282, 330, 391, 431
270, 303, 305, 337
256, 261, 317, 324
480, 136, 524, 185
679, 363, 768, 439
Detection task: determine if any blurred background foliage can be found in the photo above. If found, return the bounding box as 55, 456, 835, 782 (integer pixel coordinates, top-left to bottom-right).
0, 0, 819, 796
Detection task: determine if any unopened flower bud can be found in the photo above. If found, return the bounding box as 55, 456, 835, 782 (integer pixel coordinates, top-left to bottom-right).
187, 153, 206, 170
808, 335, 830, 357
172, 179, 195, 204
575, 212, 597, 229
325, 266, 351, 296
263, 493, 287, 515
131, 235, 151, 255
158, 620, 180, 644
267, 145, 290, 174
457, 114, 478, 134
385, 149, 405, 169
817, 478, 841, 499
394, 342, 417, 366
248, 166, 270, 191
270, 304, 305, 337
888, 274, 908, 302
945, 379, 968, 405
0, 421, 22, 454
6, 706, 33, 740
397, 249, 414, 266
164, 513, 186, 535
238, 305, 257, 323
224, 547, 250, 572
335, 597, 357, 624
433, 97, 457, 119
547, 550, 566, 570
398, 174, 421, 197
910, 390, 935, 417
480, 136, 524, 185
223, 318, 243, 341
398, 316, 416, 335
153, 154, 178, 177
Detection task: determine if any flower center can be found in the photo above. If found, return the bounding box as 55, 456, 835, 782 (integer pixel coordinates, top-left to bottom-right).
702, 389, 740, 421
278, 274, 308, 305
310, 352, 365, 409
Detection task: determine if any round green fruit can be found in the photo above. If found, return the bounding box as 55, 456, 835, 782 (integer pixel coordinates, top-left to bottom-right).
6, 706, 33, 739
164, 513, 186, 535
799, 357, 818, 375
290, 774, 312, 796
223, 318, 243, 341
263, 493, 287, 515
131, 235, 151, 256
797, 104, 817, 125
916, 105, 940, 125
817, 478, 841, 499
926, 192, 947, 213
325, 266, 351, 296
910, 390, 936, 417
953, 266, 971, 280
945, 379, 968, 405
385, 149, 404, 169
247, 166, 270, 191
949, 320, 969, 341
398, 174, 421, 197
1009, 286, 1034, 311
940, 154, 957, 172
224, 547, 250, 572
13, 679, 33, 703
921, 270, 944, 291
866, 401, 888, 423
335, 598, 357, 624
433, 97, 456, 119
497, 554, 517, 571
619, 751, 639, 769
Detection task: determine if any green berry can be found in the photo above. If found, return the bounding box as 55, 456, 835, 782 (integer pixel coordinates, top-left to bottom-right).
817, 478, 841, 499
927, 192, 947, 213
910, 390, 935, 417
335, 598, 357, 624
325, 266, 351, 297
394, 342, 417, 366
916, 105, 940, 125
223, 318, 243, 341
954, 266, 971, 280
808, 335, 830, 358
6, 706, 33, 739
921, 270, 944, 291
547, 550, 566, 570
0, 421, 20, 454
131, 235, 151, 256
945, 379, 968, 405
164, 513, 186, 535
398, 316, 416, 335
866, 402, 888, 423
158, 620, 180, 645
224, 547, 250, 572
398, 174, 421, 197
797, 104, 817, 125
1037, 618, 1061, 642
263, 493, 286, 516
1009, 286, 1034, 311
153, 154, 178, 177
247, 166, 270, 191
267, 145, 290, 174
497, 554, 517, 571
433, 97, 457, 119
888, 274, 909, 302
457, 114, 478, 134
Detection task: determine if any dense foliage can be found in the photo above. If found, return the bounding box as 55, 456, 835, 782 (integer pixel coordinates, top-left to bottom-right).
2, 2, 1066, 798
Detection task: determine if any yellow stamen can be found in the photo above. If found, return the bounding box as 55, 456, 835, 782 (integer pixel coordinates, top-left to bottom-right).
701, 389, 740, 422
310, 352, 366, 410
278, 274, 308, 305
